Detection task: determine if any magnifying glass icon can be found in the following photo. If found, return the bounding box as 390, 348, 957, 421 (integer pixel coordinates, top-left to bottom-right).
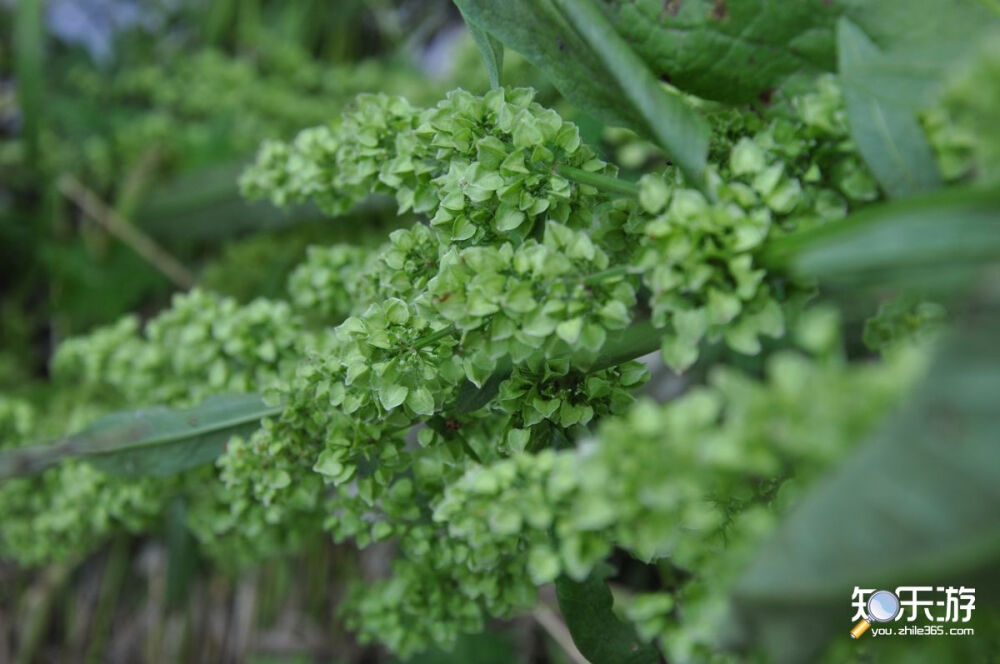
850, 589, 901, 638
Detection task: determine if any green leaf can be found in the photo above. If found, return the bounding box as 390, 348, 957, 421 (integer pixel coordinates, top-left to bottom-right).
379, 383, 409, 410
732, 306, 1000, 663
453, 0, 709, 190
841, 0, 1000, 110
457, 5, 505, 89
837, 18, 941, 197
604, 0, 841, 103
448, 321, 662, 415
165, 498, 200, 609
406, 386, 436, 416
765, 185, 1000, 289
0, 394, 280, 480
551, 0, 710, 191
556, 565, 661, 664
450, 365, 512, 414
597, 0, 995, 109
14, 0, 45, 170
453, 0, 633, 126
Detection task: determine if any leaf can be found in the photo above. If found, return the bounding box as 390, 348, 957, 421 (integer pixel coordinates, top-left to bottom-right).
165, 498, 200, 609
14, 0, 45, 170
453, 0, 649, 133
0, 394, 281, 480
556, 565, 662, 664
551, 0, 710, 191
605, 0, 841, 103
837, 18, 941, 197
379, 384, 409, 410
457, 5, 505, 89
765, 185, 1000, 289
841, 0, 1000, 110
731, 306, 1000, 663
453, 0, 709, 190
603, 0, 995, 108
450, 364, 512, 414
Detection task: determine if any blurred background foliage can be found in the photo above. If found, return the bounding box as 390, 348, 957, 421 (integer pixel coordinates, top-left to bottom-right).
0, 1, 570, 661
0, 0, 561, 387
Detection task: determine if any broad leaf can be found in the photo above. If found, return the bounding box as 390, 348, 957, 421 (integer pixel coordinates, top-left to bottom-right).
614, 0, 994, 107
837, 18, 941, 198
556, 565, 662, 664
732, 307, 1000, 663
606, 0, 840, 103
0, 394, 280, 479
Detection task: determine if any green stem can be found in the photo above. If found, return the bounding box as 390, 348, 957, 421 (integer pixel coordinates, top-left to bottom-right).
556, 165, 639, 198
581, 265, 632, 286
86, 537, 130, 664
412, 326, 457, 350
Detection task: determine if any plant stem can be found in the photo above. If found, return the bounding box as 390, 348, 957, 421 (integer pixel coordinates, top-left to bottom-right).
581, 265, 631, 285
533, 602, 590, 664
85, 536, 130, 664
59, 174, 197, 290
556, 165, 639, 198
412, 326, 457, 350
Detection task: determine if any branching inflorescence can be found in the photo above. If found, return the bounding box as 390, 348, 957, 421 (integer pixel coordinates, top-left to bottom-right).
0, 80, 934, 658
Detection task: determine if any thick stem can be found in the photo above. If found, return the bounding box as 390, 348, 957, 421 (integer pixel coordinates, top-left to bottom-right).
556, 164, 639, 198
411, 326, 456, 350
581, 265, 632, 286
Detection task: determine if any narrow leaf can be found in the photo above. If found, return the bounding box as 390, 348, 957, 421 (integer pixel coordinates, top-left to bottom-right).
551, 0, 709, 191
0, 394, 281, 480
556, 565, 661, 664
457, 5, 505, 89
453, 0, 709, 192
165, 498, 200, 609
838, 18, 941, 197
765, 185, 1000, 289
14, 0, 45, 170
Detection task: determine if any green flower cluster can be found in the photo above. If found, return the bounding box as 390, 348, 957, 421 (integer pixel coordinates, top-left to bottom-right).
0, 76, 939, 661
0, 290, 313, 565
634, 180, 786, 370
944, 37, 1000, 181
0, 396, 171, 565
493, 360, 648, 445
0, 396, 36, 449
632, 76, 883, 371
425, 221, 637, 368
286, 244, 373, 323
53, 290, 308, 407
0, 460, 169, 565
241, 88, 617, 245
863, 297, 946, 352
186, 423, 326, 568
426, 313, 926, 661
